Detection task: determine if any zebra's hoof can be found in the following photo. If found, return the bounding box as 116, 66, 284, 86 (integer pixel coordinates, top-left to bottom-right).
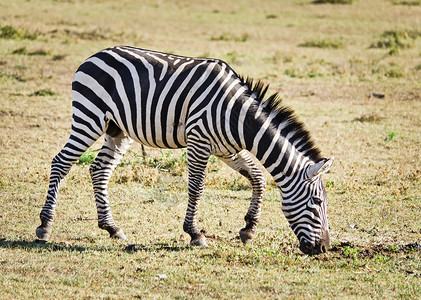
190, 235, 208, 247
36, 226, 51, 241
111, 229, 128, 240
239, 228, 256, 244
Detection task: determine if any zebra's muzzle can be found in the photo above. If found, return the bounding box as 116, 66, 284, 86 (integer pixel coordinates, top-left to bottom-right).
299, 229, 330, 255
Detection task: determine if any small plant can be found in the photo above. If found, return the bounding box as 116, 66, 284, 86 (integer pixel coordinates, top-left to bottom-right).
325, 179, 334, 188
342, 246, 359, 260
299, 38, 344, 49
77, 148, 97, 165
31, 89, 56, 96
386, 245, 400, 252
207, 155, 221, 173
385, 130, 398, 142
374, 254, 390, 263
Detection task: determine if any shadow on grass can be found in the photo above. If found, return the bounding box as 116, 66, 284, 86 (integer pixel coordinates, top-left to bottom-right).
0, 238, 90, 252
0, 238, 189, 253
123, 242, 189, 253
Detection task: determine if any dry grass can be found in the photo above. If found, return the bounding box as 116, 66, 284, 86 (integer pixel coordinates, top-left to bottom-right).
0, 0, 420, 298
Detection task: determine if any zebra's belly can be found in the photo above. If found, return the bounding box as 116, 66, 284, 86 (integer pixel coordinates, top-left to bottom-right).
127, 122, 187, 149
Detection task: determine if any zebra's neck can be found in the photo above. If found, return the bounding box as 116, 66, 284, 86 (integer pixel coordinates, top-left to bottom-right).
236, 88, 322, 190
248, 105, 311, 176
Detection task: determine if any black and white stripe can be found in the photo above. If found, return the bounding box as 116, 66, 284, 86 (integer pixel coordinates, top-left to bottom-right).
36, 46, 333, 254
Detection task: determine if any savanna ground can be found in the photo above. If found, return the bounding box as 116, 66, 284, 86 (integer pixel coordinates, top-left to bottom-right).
0, 0, 420, 298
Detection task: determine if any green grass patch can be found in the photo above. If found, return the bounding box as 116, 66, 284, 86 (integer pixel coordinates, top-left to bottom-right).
385, 130, 398, 142
30, 88, 56, 97
386, 67, 404, 78
0, 72, 26, 82
0, 25, 19, 39
391, 0, 421, 5
12, 47, 50, 56
210, 32, 249, 42
308, 70, 321, 78
371, 30, 421, 55
299, 38, 345, 49
312, 0, 354, 4
0, 25, 37, 40
144, 149, 187, 173
77, 148, 98, 165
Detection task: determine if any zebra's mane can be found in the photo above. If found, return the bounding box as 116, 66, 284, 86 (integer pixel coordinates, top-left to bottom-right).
240, 76, 323, 162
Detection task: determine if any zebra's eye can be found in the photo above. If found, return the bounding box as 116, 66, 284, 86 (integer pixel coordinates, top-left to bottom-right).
313, 197, 323, 205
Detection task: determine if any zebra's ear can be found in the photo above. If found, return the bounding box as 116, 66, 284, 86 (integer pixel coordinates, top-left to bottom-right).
307, 157, 334, 178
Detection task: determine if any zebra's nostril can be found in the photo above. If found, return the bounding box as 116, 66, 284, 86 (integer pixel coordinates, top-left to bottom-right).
320, 244, 327, 253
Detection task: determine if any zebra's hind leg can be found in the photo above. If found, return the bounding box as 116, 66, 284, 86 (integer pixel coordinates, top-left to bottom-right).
219, 150, 266, 245
90, 125, 133, 240
183, 143, 211, 247
36, 131, 101, 241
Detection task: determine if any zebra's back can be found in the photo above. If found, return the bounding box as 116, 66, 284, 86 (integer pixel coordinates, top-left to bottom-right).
72, 46, 230, 149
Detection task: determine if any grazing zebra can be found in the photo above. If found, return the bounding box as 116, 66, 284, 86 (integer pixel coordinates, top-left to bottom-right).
36, 46, 334, 255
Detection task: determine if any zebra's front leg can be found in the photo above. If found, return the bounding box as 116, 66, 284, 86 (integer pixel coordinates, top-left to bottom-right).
90, 131, 133, 240
219, 150, 266, 244
183, 144, 211, 247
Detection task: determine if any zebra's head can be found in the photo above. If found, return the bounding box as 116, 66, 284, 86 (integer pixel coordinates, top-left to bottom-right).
281, 157, 334, 255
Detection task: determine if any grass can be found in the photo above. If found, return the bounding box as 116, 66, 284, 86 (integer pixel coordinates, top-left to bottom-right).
0, 0, 420, 298
392, 0, 421, 5
30, 88, 56, 97
385, 130, 398, 142
77, 148, 98, 165
353, 114, 383, 123
370, 29, 421, 55
299, 38, 345, 49
210, 32, 249, 42
312, 0, 354, 4
0, 25, 37, 40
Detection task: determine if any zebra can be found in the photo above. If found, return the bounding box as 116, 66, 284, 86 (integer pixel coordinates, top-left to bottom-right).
36, 46, 334, 255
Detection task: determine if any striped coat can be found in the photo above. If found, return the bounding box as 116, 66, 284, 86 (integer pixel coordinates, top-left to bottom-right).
37, 46, 333, 255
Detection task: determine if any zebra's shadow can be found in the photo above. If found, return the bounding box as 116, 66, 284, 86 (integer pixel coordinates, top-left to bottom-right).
0, 238, 189, 253
123, 242, 189, 253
